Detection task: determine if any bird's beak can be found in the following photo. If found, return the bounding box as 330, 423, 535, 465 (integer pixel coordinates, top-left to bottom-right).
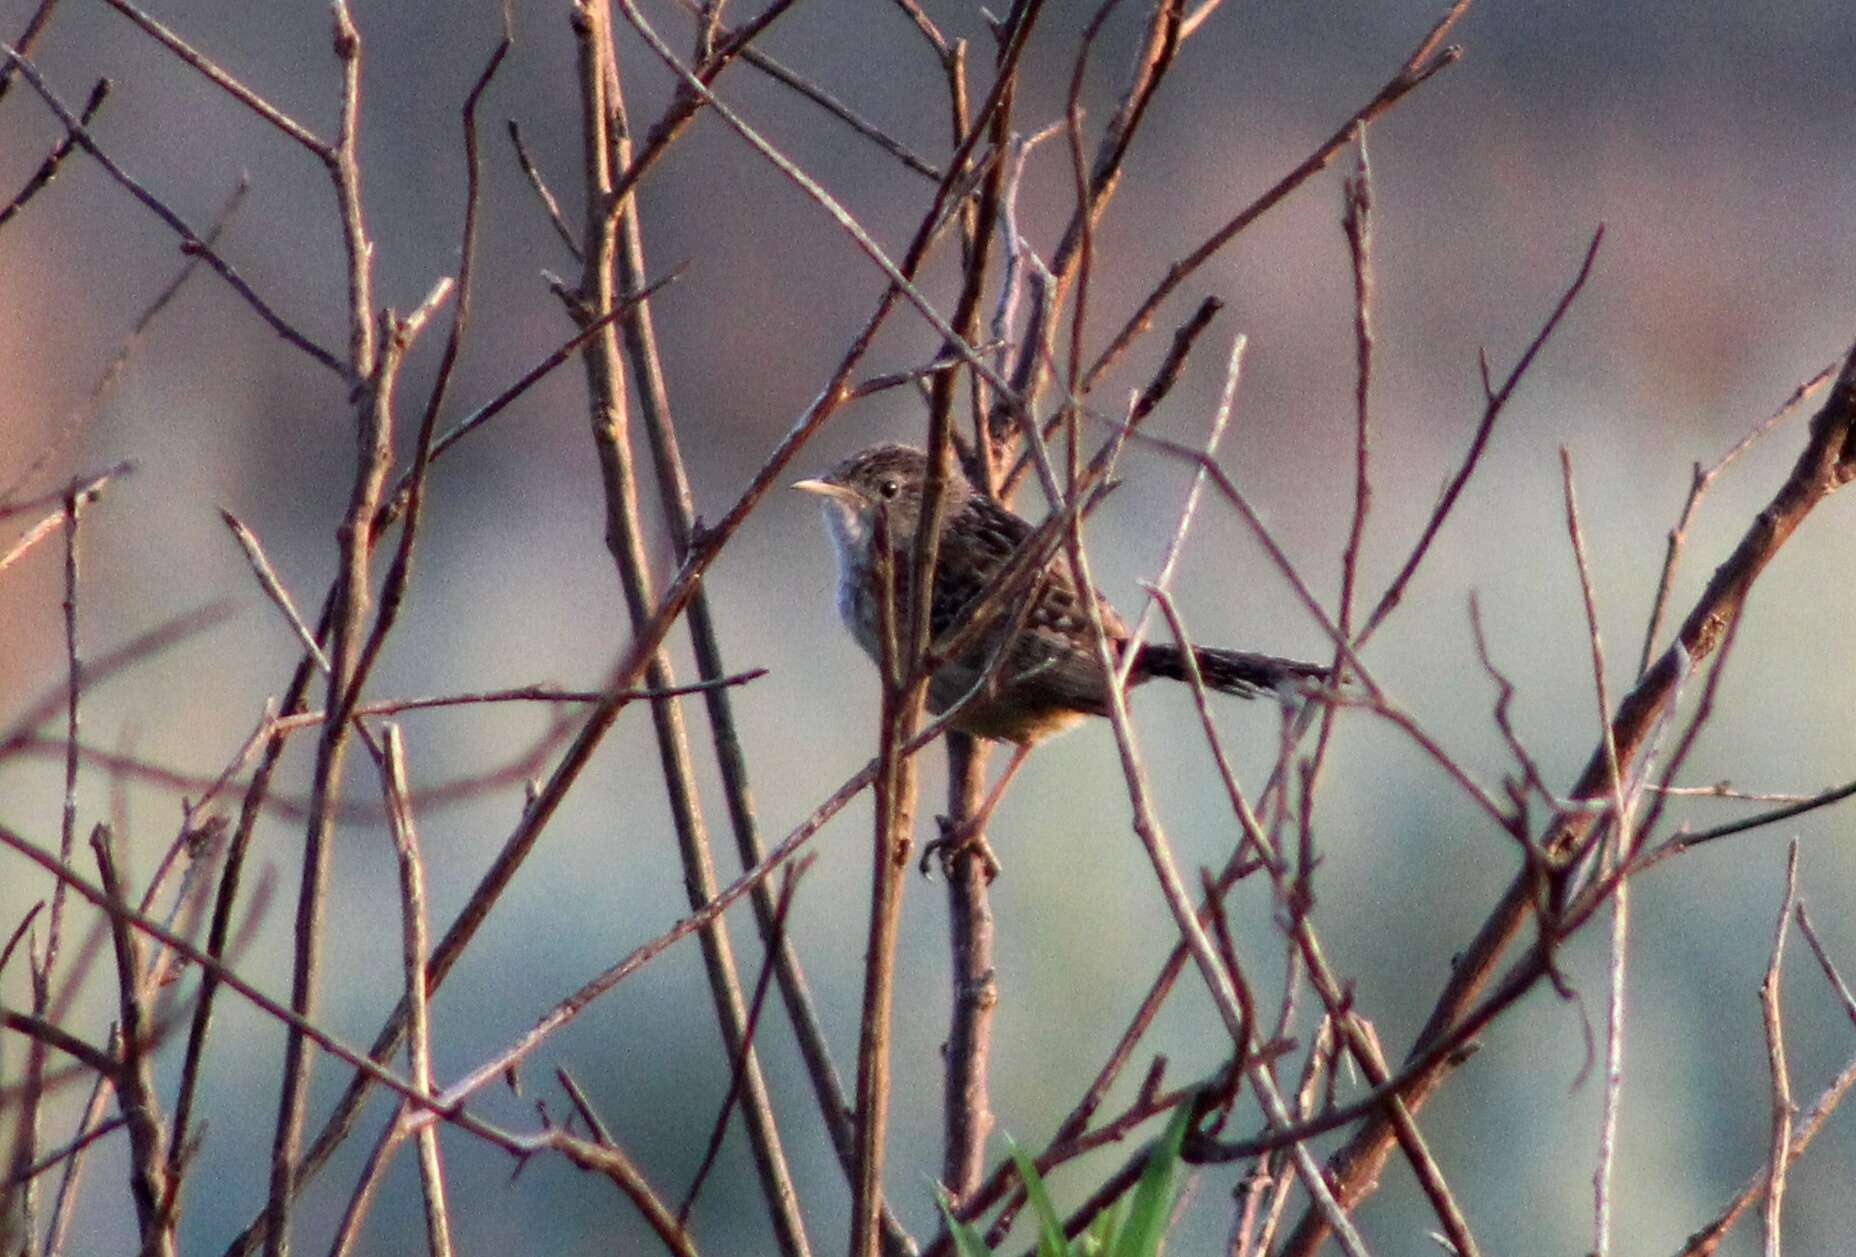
792, 478, 859, 506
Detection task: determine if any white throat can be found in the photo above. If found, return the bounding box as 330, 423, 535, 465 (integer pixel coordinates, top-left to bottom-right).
817, 499, 872, 631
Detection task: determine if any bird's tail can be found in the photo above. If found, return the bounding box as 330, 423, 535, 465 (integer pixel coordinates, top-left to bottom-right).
1136, 643, 1329, 700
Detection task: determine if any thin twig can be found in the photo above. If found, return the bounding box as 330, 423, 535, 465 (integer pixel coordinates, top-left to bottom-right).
847, 347, 995, 402
1648, 783, 1832, 804
2, 176, 245, 505
0, 902, 44, 980
1759, 842, 1799, 1257
0, 43, 344, 376
3, 478, 100, 1240
1082, 0, 1470, 392
59, 487, 85, 910
507, 118, 582, 260
0, 0, 58, 102
572, 8, 810, 1250
265, 132, 393, 1256
381, 727, 454, 1257
852, 498, 917, 1257
220, 511, 330, 673
1795, 904, 1856, 1027
0, 466, 128, 573
1643, 780, 1856, 865
1563, 448, 1630, 1256
1057, 487, 1370, 1254
4, 1115, 127, 1194
269, 672, 768, 727
1358, 227, 1604, 645
938, 731, 995, 1211
679, 856, 816, 1223
90, 827, 175, 1257
346, 33, 507, 735
668, 0, 941, 178
1117, 334, 1244, 684
1638, 361, 1835, 675
1337, 127, 1377, 639
890, 0, 950, 58
1676, 1046, 1856, 1256
1179, 0, 1230, 41
0, 77, 109, 231
1284, 339, 1856, 1254
527, 1128, 697, 1257
324, 1106, 408, 1257
98, 0, 324, 153
46, 1065, 117, 1257
0, 462, 134, 523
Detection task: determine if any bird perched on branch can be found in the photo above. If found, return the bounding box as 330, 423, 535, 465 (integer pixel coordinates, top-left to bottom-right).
795, 442, 1327, 871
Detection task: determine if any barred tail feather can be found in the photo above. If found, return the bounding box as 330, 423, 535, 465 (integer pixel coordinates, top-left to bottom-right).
1136, 642, 1328, 699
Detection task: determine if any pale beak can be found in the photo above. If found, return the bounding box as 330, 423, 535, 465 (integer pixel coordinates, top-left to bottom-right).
792, 478, 860, 506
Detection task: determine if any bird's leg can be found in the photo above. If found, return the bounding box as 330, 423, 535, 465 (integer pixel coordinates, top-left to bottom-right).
922, 742, 1032, 880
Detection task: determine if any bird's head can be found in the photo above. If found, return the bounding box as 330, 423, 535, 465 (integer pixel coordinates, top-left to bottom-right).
793, 444, 973, 554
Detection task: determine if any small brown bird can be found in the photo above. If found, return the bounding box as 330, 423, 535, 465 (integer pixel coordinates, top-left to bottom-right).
796, 443, 1326, 865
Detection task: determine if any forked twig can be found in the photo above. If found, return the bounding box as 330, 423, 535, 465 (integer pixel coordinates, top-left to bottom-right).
1283, 338, 1856, 1254
1358, 227, 1605, 646
1679, 898, 1856, 1256
0, 43, 344, 375
2, 176, 245, 506
1083, 0, 1472, 392
1638, 361, 1836, 675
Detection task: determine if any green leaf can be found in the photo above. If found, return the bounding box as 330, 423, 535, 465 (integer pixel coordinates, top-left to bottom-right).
1078, 1196, 1126, 1255
937, 1187, 997, 1257
1111, 1102, 1194, 1257
1006, 1134, 1071, 1257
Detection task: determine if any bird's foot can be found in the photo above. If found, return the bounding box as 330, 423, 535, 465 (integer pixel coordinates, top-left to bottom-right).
922, 814, 1002, 882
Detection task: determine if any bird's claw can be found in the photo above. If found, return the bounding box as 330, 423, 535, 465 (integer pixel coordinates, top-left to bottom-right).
921, 814, 1001, 882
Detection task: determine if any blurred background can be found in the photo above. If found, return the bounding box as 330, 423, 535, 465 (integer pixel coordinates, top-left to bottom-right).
2, 1, 1854, 1253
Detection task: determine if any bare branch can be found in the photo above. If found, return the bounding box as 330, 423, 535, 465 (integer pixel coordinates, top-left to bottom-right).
3, 176, 245, 506
1359, 227, 1605, 645
98, 0, 325, 154
679, 857, 816, 1224
1284, 337, 1856, 1254
90, 826, 175, 1257
0, 77, 109, 232
380, 727, 454, 1257
219, 511, 330, 673
507, 118, 582, 260
1639, 361, 1836, 675
0, 44, 344, 375
1759, 843, 1800, 1257
1083, 0, 1471, 391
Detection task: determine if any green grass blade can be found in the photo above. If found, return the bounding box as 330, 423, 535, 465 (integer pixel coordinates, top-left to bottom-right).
937, 1188, 997, 1257
1006, 1134, 1072, 1257
1077, 1196, 1126, 1255
1110, 1101, 1194, 1257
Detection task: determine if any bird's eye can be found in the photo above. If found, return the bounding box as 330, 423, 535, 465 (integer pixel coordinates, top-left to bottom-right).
878, 478, 900, 499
